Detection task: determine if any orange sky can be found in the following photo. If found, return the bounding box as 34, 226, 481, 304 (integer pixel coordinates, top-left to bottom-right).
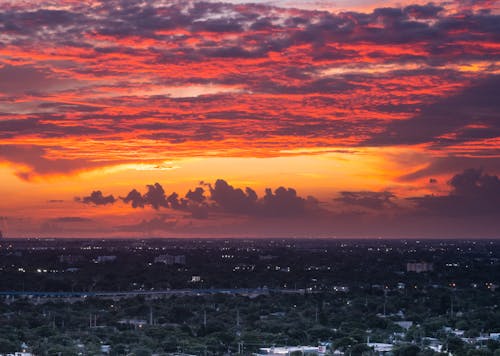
0, 0, 499, 238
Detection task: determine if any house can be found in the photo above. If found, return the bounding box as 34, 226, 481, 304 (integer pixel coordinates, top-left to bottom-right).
490, 333, 500, 340
424, 338, 443, 352
394, 321, 413, 330
101, 345, 111, 354
368, 343, 393, 353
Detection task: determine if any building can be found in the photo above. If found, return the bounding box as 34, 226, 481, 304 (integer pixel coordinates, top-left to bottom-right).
59, 255, 85, 264
406, 262, 433, 273
367, 343, 393, 353
101, 345, 111, 354
118, 319, 148, 328
395, 321, 413, 330
95, 255, 117, 263
190, 275, 201, 283
490, 333, 500, 340
154, 254, 186, 265
255, 346, 326, 355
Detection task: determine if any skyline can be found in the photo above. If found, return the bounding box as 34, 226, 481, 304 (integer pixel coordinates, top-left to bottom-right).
0, 0, 499, 238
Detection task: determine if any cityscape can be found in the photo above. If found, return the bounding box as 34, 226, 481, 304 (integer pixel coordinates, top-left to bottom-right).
0, 238, 499, 355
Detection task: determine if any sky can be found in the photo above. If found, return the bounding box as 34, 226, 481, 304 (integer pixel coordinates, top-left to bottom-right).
0, 0, 499, 238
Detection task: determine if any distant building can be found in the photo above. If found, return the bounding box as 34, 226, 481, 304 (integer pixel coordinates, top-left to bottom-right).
255, 345, 326, 355
443, 327, 464, 336
154, 254, 186, 265
333, 286, 349, 292
259, 255, 276, 261
101, 345, 111, 354
367, 343, 393, 353
490, 333, 500, 340
406, 262, 433, 273
118, 319, 147, 328
395, 321, 413, 330
424, 338, 443, 353
59, 255, 85, 264
95, 255, 117, 263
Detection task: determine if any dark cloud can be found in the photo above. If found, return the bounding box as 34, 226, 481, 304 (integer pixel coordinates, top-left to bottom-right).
185, 187, 206, 203
121, 189, 146, 208
2, 1, 498, 65
191, 18, 244, 33
366, 75, 500, 147
409, 168, 500, 216
93, 179, 318, 219
168, 188, 209, 219
209, 179, 314, 217
0, 145, 109, 180
399, 156, 500, 181
335, 191, 396, 209
209, 179, 258, 215
261, 187, 307, 217
0, 65, 69, 95
81, 191, 116, 206
121, 183, 208, 218
404, 4, 443, 19
0, 117, 105, 140
121, 183, 169, 210
142, 183, 169, 209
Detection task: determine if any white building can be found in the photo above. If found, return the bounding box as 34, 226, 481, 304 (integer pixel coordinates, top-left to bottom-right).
368, 343, 393, 353
395, 321, 413, 330
255, 346, 326, 355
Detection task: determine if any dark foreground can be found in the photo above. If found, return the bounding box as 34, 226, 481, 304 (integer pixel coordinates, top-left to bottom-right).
0, 238, 499, 355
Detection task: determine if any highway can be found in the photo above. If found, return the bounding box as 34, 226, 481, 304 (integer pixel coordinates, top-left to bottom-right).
0, 288, 307, 299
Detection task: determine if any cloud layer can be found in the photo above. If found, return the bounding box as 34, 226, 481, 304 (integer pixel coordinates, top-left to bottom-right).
0, 0, 498, 179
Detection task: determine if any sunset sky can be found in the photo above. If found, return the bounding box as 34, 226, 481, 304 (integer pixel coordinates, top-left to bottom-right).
0, 0, 499, 238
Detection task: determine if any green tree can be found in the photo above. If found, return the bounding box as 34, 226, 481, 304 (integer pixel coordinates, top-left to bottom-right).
0, 338, 17, 354
393, 344, 420, 356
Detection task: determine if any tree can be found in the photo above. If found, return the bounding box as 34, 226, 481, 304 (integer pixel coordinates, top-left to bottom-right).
0, 338, 17, 354
132, 347, 152, 356
447, 337, 465, 355
351, 343, 372, 356
393, 344, 420, 356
